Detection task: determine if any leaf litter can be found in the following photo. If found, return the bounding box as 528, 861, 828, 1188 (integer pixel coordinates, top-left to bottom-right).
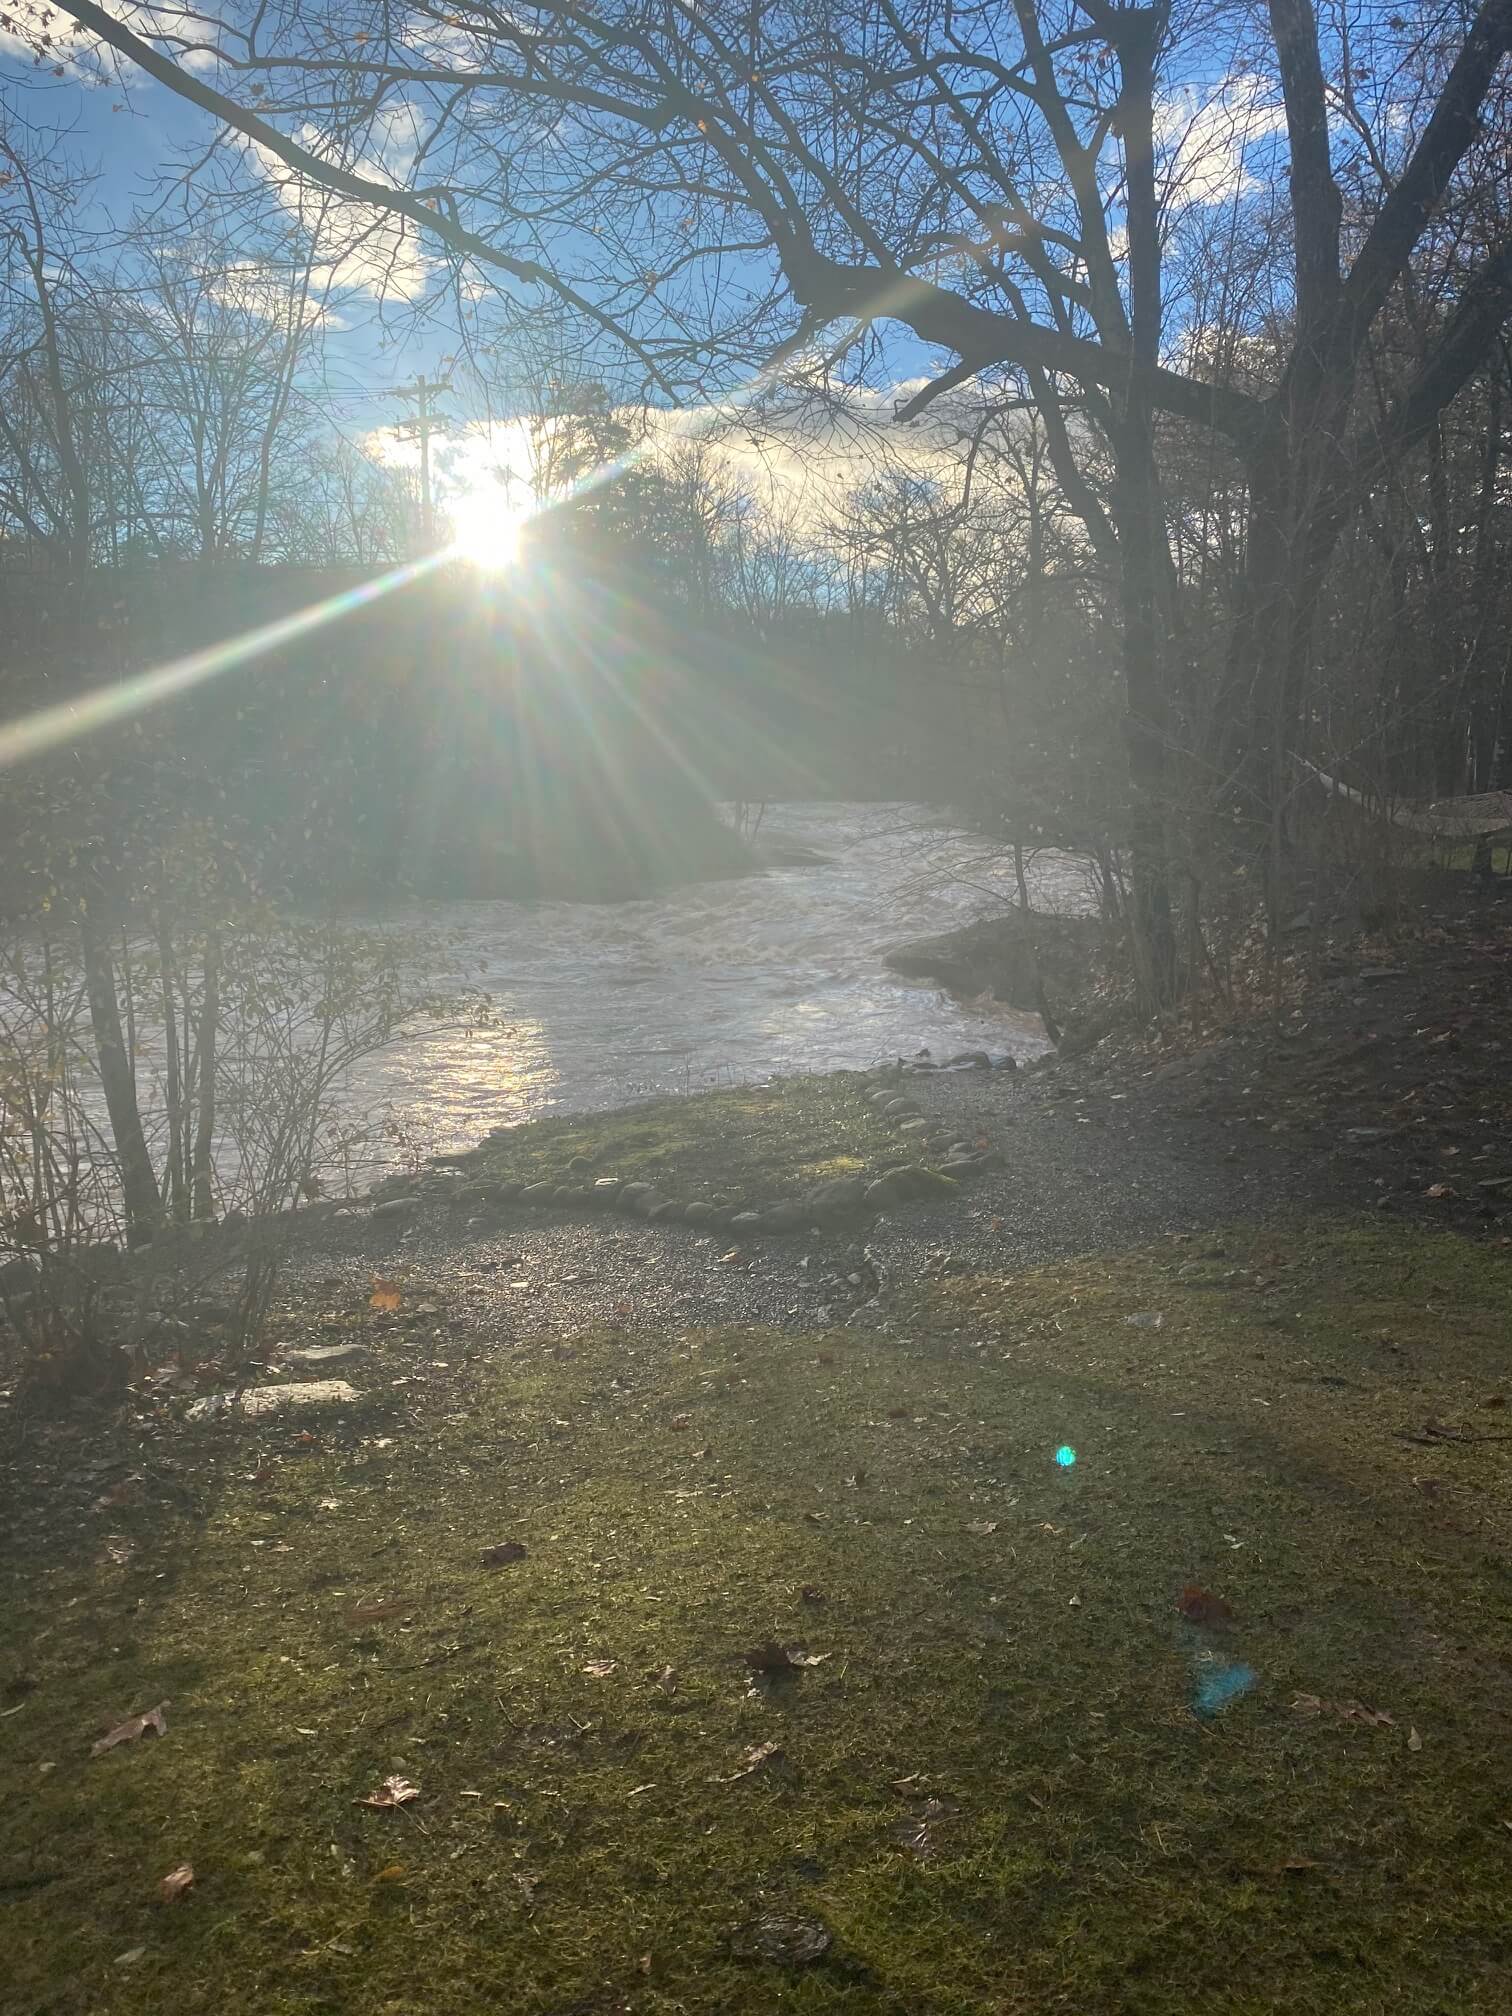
710, 1740, 785, 1784
355, 1776, 421, 1809
728, 1913, 832, 1966
92, 1702, 169, 1756
1291, 1694, 1395, 1728
742, 1641, 829, 1675
159, 1863, 194, 1903
1176, 1585, 1234, 1626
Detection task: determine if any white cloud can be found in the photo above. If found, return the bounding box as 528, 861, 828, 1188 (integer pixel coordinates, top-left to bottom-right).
0, 2, 219, 82
1156, 71, 1287, 207
364, 379, 985, 537
241, 115, 434, 305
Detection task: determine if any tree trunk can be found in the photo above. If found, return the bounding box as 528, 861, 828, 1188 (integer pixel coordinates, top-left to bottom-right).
190, 932, 218, 1221
79, 910, 160, 1245
1109, 10, 1177, 1007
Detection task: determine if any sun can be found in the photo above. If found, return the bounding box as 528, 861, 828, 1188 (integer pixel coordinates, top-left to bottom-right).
447, 483, 528, 571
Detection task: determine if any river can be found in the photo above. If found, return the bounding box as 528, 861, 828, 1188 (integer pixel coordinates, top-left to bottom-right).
347, 803, 1093, 1162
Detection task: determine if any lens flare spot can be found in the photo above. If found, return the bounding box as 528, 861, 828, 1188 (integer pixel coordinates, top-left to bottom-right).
1195, 1662, 1257, 1715
1054, 1444, 1076, 1468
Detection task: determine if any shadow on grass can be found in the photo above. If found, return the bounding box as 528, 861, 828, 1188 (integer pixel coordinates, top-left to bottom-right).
2, 1212, 1510, 2015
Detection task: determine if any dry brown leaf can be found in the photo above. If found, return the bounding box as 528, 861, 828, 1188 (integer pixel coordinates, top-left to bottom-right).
743, 1641, 829, 1674
372, 1864, 406, 1884
480, 1542, 527, 1567
1177, 1585, 1234, 1626
711, 1739, 785, 1783
369, 1278, 403, 1312
355, 1775, 420, 1809
1292, 1693, 1394, 1728
582, 1659, 618, 1678
159, 1862, 194, 1903
93, 1476, 143, 1512
93, 1702, 169, 1756
967, 1520, 999, 1536
1424, 1183, 1457, 1200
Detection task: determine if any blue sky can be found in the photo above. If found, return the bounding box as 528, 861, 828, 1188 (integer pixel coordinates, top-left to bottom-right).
0, 24, 460, 466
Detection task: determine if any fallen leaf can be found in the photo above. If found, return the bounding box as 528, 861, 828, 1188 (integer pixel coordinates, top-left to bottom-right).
582, 1659, 618, 1678
355, 1775, 420, 1809
344, 1597, 420, 1626
891, 1796, 958, 1860
711, 1739, 785, 1783
369, 1278, 404, 1311
728, 1913, 832, 1966
967, 1519, 999, 1536
1291, 1693, 1394, 1728
743, 1641, 828, 1674
1424, 1183, 1457, 1199
371, 1864, 406, 1883
158, 1863, 194, 1903
93, 1702, 169, 1756
1177, 1585, 1234, 1626
1408, 1726, 1424, 1752
480, 1542, 527, 1567
93, 1475, 143, 1511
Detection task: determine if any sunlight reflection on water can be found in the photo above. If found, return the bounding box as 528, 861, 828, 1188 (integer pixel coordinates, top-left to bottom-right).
343, 803, 1095, 1161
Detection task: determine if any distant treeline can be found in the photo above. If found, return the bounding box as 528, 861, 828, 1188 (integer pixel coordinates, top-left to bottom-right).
0, 556, 1006, 914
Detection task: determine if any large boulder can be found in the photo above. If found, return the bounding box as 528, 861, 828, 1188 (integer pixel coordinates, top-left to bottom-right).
884, 911, 1100, 1012
803, 1177, 867, 1221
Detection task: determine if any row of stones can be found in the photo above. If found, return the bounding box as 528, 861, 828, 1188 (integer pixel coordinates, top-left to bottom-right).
387, 1062, 1004, 1239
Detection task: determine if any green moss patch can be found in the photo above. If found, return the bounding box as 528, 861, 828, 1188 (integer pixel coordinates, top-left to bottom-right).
3, 1215, 1510, 2013
457, 1074, 904, 1204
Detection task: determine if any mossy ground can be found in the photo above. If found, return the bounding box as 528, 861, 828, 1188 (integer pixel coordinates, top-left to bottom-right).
3, 1215, 1511, 2015
456, 1075, 907, 1204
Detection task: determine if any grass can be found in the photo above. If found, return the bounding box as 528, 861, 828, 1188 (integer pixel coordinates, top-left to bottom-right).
455, 1074, 907, 1204
3, 1213, 1511, 2014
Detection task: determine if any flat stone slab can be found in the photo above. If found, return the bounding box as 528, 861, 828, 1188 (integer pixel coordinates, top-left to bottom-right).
188, 1379, 362, 1422
282, 1343, 367, 1366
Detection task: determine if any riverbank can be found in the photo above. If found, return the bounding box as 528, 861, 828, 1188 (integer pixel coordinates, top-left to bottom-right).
5, 1186, 1510, 2015
6, 1003, 1512, 2014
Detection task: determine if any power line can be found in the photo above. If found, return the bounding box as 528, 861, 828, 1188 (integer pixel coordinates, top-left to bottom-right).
389, 373, 455, 549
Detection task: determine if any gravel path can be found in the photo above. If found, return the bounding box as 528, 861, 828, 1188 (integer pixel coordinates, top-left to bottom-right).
284, 1067, 1314, 1344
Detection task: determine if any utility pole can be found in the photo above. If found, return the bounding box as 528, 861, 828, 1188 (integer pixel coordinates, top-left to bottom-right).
391, 372, 455, 550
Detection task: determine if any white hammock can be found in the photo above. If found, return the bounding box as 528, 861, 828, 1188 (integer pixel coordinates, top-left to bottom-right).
1298, 758, 1512, 841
